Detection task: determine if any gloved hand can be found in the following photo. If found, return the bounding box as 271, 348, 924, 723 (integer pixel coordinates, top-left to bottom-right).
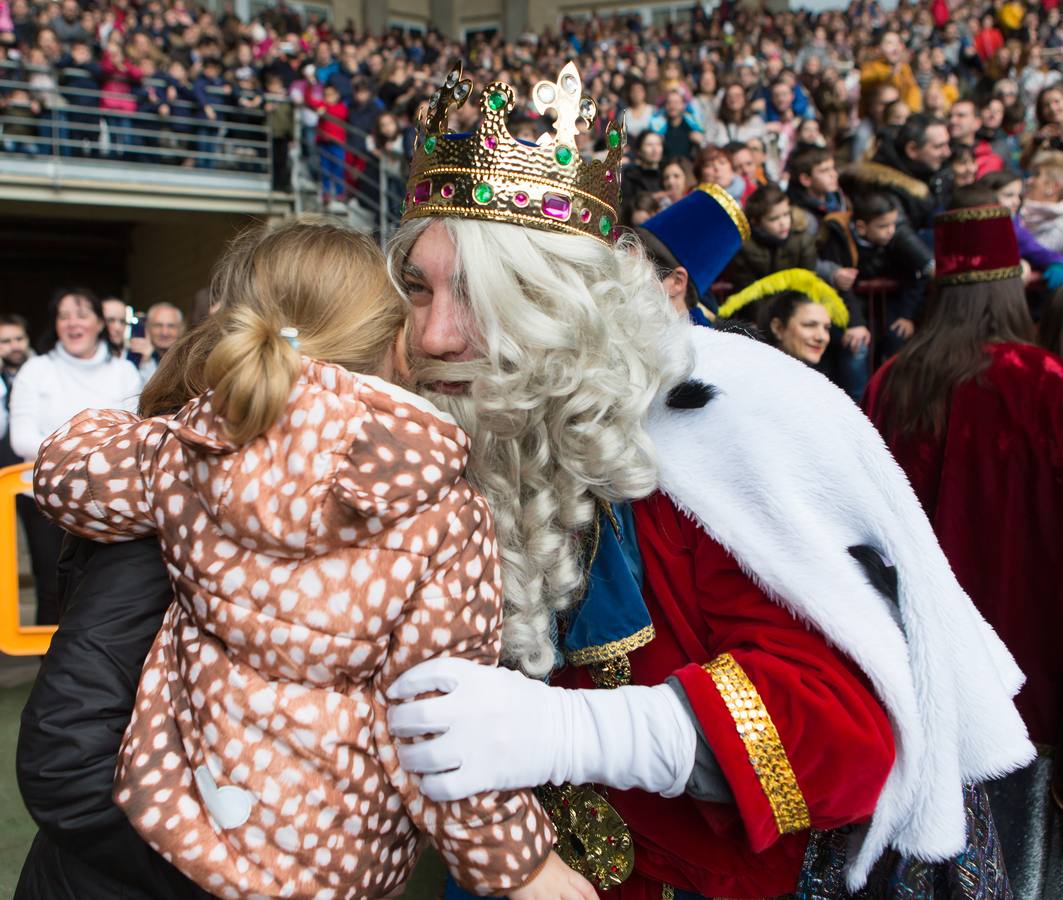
386, 657, 697, 802
1043, 262, 1063, 291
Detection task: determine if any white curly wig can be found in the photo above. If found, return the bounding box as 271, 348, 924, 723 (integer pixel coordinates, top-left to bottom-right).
387, 218, 692, 677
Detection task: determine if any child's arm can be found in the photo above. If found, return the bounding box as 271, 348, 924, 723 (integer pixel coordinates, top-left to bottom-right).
370, 489, 557, 897
33, 408, 161, 541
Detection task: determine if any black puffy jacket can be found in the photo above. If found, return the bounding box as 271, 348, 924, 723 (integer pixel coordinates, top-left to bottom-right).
14, 536, 210, 900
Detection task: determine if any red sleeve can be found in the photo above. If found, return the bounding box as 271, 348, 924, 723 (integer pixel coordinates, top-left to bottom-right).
635, 494, 895, 854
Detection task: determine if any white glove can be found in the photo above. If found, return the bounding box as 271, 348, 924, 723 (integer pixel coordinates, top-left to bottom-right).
386, 657, 697, 802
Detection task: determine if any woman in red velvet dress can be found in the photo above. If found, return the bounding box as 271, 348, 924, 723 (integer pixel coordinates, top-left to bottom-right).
864, 201, 1063, 900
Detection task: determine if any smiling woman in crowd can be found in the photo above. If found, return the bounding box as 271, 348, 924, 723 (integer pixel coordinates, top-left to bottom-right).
7, 288, 141, 623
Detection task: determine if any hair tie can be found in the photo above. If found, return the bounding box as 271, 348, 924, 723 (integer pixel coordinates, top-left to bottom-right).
279, 326, 300, 350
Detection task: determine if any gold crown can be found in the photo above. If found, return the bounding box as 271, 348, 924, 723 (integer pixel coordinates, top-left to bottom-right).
401, 62, 625, 243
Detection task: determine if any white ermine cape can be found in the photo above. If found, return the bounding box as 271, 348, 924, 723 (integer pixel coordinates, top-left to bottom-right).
645, 326, 1033, 888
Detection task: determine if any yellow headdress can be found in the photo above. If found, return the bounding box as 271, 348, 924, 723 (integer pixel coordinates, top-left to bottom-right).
401, 62, 624, 244
717, 269, 850, 328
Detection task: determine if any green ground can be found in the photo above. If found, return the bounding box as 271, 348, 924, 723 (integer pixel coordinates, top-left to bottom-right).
0, 674, 445, 898
0, 682, 34, 897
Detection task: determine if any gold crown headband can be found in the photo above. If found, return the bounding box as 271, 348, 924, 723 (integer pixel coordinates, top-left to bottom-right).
401, 62, 625, 243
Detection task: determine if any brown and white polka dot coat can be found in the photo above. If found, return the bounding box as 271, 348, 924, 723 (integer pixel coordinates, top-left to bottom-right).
34, 359, 553, 899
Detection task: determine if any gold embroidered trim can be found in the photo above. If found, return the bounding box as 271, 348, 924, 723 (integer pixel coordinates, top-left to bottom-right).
937, 265, 1024, 286
661, 885, 675, 900
936, 204, 1011, 224
588, 655, 632, 689
538, 783, 634, 889
567, 624, 656, 666
704, 652, 811, 836
697, 182, 752, 243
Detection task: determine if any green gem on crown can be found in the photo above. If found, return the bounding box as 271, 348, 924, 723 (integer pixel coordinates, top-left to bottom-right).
473, 182, 494, 204
488, 91, 507, 111
424, 135, 437, 154
555, 145, 574, 166
607, 129, 621, 150
599, 215, 613, 237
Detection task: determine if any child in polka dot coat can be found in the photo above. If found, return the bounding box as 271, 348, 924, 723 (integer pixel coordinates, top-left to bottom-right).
32, 220, 577, 900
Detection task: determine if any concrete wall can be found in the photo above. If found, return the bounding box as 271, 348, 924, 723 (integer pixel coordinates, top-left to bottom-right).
126, 213, 253, 316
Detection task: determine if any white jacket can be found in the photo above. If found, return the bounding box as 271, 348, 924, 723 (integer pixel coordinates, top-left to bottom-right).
1021, 199, 1063, 254
9, 341, 141, 461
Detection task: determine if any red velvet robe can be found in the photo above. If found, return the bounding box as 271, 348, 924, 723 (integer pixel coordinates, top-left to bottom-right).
556, 493, 896, 900
864, 342, 1063, 747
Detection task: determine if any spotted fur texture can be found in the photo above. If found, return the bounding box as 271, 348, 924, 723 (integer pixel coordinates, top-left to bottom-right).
34, 360, 552, 900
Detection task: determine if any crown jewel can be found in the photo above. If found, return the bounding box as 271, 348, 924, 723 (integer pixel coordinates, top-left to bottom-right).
402, 62, 625, 243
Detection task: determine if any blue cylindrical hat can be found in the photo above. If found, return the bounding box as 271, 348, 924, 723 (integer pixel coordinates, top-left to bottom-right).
640, 184, 750, 296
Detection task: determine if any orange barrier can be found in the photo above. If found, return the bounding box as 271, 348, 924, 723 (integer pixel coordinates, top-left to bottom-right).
0, 462, 56, 656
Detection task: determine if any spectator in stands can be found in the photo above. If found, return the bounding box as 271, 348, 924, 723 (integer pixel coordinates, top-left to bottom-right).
162, 60, 198, 164
852, 82, 902, 162
57, 38, 100, 155
621, 77, 654, 139
764, 78, 800, 176
849, 113, 950, 259
131, 57, 169, 161
192, 55, 228, 168
98, 33, 142, 159
628, 191, 660, 227
760, 290, 833, 367
979, 169, 1063, 290
137, 302, 184, 382
659, 156, 694, 209
229, 65, 264, 166
787, 145, 845, 237
1022, 84, 1063, 168
731, 140, 765, 190
0, 313, 30, 466
101, 296, 127, 352
946, 143, 979, 194
948, 98, 1004, 178
860, 31, 923, 114
690, 67, 720, 132
310, 80, 348, 208
347, 77, 382, 152
622, 130, 664, 213
696, 145, 750, 203
794, 116, 826, 151
366, 110, 405, 218
326, 43, 359, 102
977, 95, 1017, 167
820, 190, 928, 372
0, 86, 41, 153
50, 0, 85, 50
705, 82, 766, 146
8, 289, 140, 622
727, 183, 817, 293
263, 71, 293, 190
1021, 151, 1063, 254
650, 89, 703, 160
0, 314, 44, 626
883, 99, 912, 128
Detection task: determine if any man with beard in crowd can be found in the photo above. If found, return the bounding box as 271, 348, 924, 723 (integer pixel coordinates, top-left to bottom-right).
0, 313, 31, 466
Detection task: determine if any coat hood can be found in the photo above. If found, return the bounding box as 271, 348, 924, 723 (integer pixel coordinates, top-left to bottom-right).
166, 358, 468, 555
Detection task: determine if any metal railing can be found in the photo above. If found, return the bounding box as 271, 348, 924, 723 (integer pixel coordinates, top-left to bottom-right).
291, 109, 403, 241
0, 61, 272, 177
1, 59, 404, 236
